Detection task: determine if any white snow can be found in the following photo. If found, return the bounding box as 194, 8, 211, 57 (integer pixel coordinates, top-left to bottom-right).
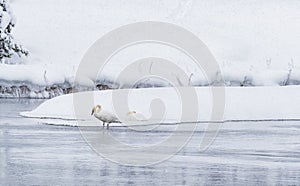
0, 0, 299, 86
21, 86, 300, 126
0, 63, 71, 85
0, 10, 10, 29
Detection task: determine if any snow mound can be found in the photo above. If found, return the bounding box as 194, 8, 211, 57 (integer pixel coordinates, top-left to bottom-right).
20, 86, 300, 126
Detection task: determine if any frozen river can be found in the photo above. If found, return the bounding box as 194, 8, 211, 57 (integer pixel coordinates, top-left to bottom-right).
1, 99, 300, 185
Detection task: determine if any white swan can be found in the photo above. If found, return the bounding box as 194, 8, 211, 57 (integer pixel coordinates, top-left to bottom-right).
91, 105, 120, 128
126, 111, 147, 121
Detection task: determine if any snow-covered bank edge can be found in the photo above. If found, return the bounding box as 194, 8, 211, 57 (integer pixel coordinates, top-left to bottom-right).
20, 86, 300, 127
2, 65, 300, 99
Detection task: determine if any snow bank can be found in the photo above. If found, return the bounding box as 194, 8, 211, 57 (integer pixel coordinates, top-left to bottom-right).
0, 0, 299, 87
0, 63, 71, 86
20, 86, 300, 126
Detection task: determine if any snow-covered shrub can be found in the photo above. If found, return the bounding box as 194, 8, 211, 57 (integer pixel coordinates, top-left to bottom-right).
0, 0, 28, 64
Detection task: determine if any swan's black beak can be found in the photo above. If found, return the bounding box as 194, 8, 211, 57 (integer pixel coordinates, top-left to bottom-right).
91, 109, 94, 115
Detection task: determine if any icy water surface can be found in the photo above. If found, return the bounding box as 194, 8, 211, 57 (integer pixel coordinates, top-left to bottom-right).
1, 99, 300, 185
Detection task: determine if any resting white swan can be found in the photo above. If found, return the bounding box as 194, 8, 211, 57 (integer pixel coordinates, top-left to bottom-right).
91, 105, 120, 128
126, 111, 147, 121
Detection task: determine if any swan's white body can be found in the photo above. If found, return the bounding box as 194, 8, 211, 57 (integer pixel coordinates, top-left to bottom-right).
91, 105, 120, 127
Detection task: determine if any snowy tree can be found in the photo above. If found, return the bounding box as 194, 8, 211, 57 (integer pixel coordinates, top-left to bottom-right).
0, 0, 28, 64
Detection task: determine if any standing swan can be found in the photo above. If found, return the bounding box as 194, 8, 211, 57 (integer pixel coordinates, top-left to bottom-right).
91, 105, 120, 128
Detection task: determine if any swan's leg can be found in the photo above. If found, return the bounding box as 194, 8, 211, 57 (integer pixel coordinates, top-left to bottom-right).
103, 122, 105, 127
107, 123, 110, 129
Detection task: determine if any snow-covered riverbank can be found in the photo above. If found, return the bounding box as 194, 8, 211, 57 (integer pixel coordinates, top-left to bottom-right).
20, 86, 300, 126
1, 0, 300, 91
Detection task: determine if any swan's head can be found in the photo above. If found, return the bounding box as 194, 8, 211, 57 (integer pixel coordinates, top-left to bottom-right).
127, 111, 137, 116
91, 105, 102, 115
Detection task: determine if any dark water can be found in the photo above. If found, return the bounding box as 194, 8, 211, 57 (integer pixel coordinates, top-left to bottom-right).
1, 99, 300, 185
